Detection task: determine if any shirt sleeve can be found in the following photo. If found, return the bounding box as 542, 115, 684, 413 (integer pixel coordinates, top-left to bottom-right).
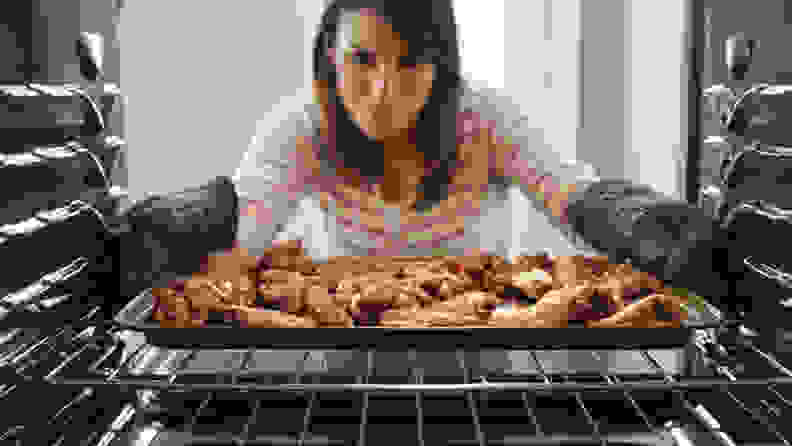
500, 117, 600, 252
232, 89, 318, 256
462, 84, 601, 252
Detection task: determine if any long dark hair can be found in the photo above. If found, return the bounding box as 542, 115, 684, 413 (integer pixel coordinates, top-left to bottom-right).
313, 0, 463, 212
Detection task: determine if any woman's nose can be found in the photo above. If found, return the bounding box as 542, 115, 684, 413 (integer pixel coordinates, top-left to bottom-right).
374, 78, 386, 93
371, 64, 395, 101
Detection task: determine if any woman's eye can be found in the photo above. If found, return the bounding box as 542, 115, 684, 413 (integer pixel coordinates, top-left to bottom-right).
399, 56, 419, 69
353, 50, 377, 66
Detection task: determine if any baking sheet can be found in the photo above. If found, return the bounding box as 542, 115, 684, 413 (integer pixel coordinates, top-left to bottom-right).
114, 286, 724, 350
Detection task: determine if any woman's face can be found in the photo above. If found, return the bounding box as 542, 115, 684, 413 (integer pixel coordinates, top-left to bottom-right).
332, 10, 436, 141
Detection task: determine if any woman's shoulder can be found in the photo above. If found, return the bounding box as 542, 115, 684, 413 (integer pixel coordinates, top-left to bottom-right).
250, 86, 320, 143
455, 79, 548, 158
456, 80, 548, 159
234, 87, 321, 196
458, 80, 527, 129
240, 86, 322, 171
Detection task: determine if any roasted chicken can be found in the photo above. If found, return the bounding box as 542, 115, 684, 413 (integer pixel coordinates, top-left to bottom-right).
151, 252, 688, 328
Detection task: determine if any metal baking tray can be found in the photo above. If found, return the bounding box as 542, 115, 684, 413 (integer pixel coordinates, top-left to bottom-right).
114, 285, 725, 350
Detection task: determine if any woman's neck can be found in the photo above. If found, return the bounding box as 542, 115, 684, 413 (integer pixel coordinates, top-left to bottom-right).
379, 139, 426, 207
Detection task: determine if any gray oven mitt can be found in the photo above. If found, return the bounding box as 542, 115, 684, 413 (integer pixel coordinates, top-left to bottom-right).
566, 179, 739, 318
113, 176, 239, 300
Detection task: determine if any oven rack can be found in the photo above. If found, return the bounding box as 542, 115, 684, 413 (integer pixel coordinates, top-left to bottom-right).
2, 322, 791, 394
32, 326, 791, 388
2, 323, 792, 445
0, 305, 107, 386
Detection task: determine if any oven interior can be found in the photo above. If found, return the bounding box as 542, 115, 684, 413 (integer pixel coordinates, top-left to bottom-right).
4, 2, 792, 445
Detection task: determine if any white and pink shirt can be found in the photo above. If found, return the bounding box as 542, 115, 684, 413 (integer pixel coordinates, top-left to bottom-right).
233, 81, 600, 261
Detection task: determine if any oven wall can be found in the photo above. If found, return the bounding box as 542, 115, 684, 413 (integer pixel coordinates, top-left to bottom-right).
0, 4, 33, 82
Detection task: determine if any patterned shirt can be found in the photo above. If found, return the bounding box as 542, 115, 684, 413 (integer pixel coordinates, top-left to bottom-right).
233, 81, 600, 261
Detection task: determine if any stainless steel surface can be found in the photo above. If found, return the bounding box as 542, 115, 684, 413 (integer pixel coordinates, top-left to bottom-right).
114, 330, 688, 382
113, 286, 725, 351
744, 258, 792, 290
2, 315, 792, 446
725, 33, 755, 83
77, 32, 104, 81
698, 185, 723, 220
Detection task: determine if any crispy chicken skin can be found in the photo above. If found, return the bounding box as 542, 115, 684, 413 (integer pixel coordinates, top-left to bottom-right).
586, 294, 686, 328
236, 307, 319, 328
487, 284, 597, 328
494, 268, 555, 299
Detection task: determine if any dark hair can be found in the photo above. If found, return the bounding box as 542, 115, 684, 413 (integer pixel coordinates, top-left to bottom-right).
313, 0, 463, 212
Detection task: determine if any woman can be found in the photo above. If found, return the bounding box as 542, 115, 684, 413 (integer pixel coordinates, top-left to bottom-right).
233, 0, 599, 263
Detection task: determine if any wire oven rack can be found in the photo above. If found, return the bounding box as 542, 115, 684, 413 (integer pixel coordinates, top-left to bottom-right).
2, 318, 792, 446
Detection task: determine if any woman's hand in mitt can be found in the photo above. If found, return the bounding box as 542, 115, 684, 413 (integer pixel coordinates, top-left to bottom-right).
202, 246, 260, 277
117, 176, 238, 296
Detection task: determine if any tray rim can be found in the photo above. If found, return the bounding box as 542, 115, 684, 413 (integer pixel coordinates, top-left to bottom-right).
114, 287, 722, 350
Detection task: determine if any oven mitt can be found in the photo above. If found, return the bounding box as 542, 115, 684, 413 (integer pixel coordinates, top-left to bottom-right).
566, 179, 739, 318
114, 176, 239, 299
